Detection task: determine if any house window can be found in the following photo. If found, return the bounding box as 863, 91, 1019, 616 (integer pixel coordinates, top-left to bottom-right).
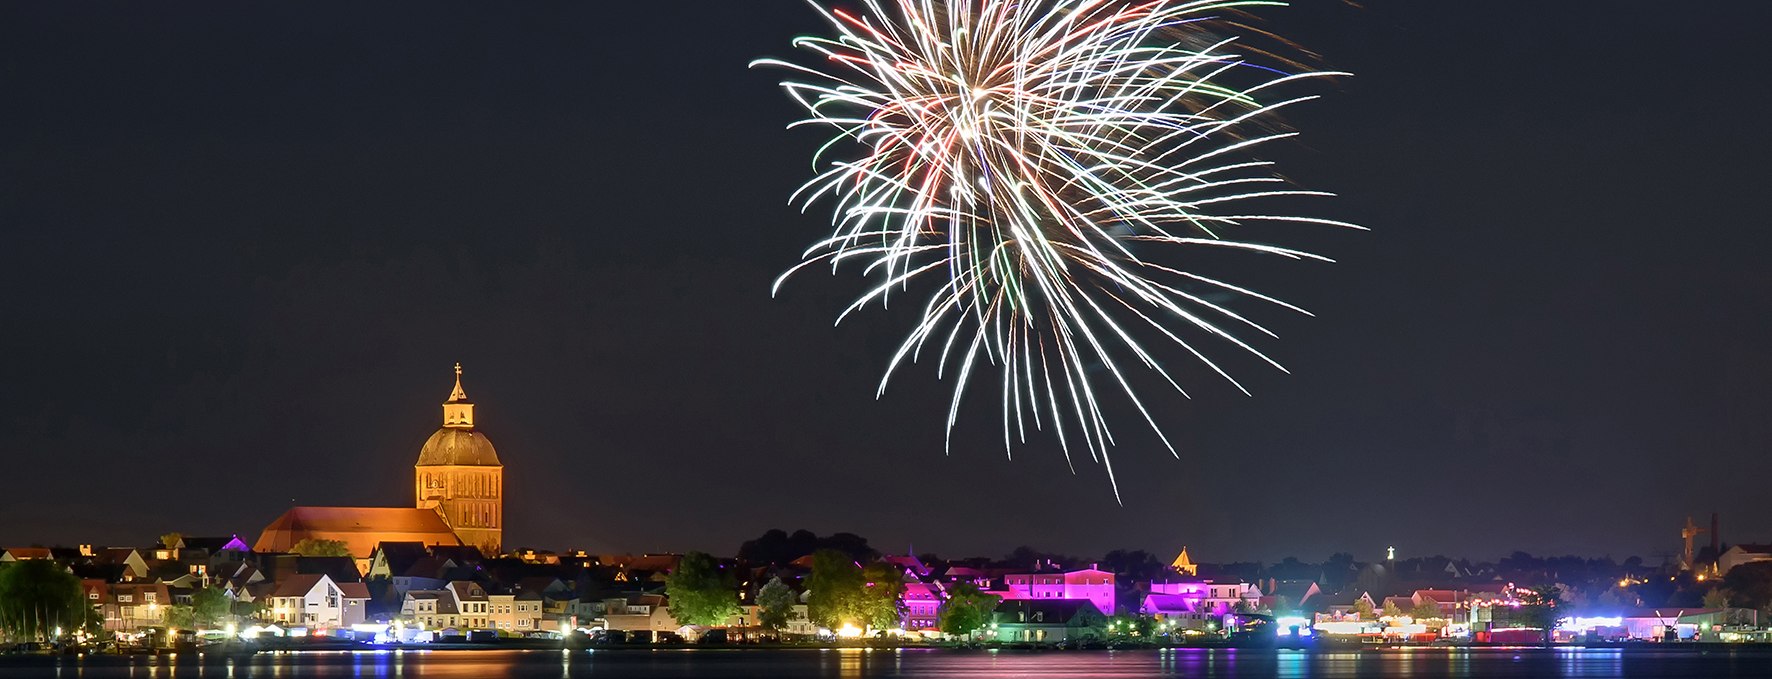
118, 595, 133, 603
144, 592, 157, 603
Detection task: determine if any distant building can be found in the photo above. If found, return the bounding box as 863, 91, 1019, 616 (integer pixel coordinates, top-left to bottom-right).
996, 567, 1116, 615
1717, 544, 1772, 576
415, 364, 504, 555
1170, 547, 1198, 577
254, 365, 507, 566
268, 573, 371, 628
990, 600, 1107, 643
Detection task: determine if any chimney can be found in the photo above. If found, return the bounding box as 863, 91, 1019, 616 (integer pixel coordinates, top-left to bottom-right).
1711, 512, 1720, 555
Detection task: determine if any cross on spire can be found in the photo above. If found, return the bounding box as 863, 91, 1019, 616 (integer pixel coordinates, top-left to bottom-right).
444, 363, 474, 428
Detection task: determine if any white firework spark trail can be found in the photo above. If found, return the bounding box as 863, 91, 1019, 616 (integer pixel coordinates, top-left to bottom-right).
754, 0, 1359, 499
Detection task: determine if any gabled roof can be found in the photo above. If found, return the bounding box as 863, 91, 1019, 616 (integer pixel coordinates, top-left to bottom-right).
271, 574, 330, 598
181, 536, 251, 553
1141, 593, 1199, 614
1727, 544, 1772, 556
337, 582, 371, 599
449, 581, 488, 602
3, 547, 54, 560
1414, 589, 1460, 604
406, 590, 459, 614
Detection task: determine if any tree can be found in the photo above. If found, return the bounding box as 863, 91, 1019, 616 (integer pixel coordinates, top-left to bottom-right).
1352, 598, 1375, 621
1412, 599, 1441, 620
937, 582, 1000, 639
159, 532, 184, 550
0, 560, 85, 642
1517, 585, 1563, 646
859, 562, 906, 631
1703, 588, 1732, 611
756, 577, 796, 633
806, 549, 865, 630
162, 605, 197, 629
1723, 562, 1772, 611
1381, 600, 1403, 619
290, 539, 351, 557
191, 587, 233, 627
738, 529, 877, 566
1100, 550, 1165, 583
663, 552, 740, 627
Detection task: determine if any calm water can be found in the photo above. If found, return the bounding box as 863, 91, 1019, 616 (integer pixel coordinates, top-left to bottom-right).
6, 647, 1772, 678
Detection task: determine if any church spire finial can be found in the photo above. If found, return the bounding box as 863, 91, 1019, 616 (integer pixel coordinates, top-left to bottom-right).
449, 363, 469, 403
443, 363, 474, 428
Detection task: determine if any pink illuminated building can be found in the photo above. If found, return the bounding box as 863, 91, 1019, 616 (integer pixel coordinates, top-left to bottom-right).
994, 567, 1116, 616
902, 581, 945, 631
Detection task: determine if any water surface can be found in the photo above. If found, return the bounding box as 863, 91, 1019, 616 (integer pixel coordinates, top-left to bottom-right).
7, 647, 1772, 678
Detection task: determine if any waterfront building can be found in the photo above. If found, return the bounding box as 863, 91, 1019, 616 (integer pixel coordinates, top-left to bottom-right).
267, 573, 371, 628
100, 582, 172, 632
402, 590, 461, 629
995, 567, 1116, 616
488, 591, 547, 634
989, 600, 1107, 643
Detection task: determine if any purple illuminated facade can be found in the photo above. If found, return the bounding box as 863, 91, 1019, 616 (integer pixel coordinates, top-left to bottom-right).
992, 568, 1116, 617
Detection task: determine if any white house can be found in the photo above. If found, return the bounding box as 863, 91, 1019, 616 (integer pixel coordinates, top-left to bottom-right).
268, 574, 370, 629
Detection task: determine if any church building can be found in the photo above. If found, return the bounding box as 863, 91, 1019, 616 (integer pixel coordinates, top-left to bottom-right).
414, 364, 504, 554
255, 364, 506, 563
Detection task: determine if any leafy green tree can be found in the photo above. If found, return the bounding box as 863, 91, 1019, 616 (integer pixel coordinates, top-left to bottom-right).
1352, 598, 1375, 621
756, 577, 796, 632
159, 532, 184, 550
191, 587, 233, 627
1381, 600, 1403, 619
937, 582, 999, 638
1518, 585, 1563, 646
290, 539, 351, 557
663, 552, 740, 627
1703, 588, 1732, 610
1723, 562, 1772, 611
1412, 599, 1441, 620
163, 605, 197, 629
238, 600, 269, 622
806, 549, 865, 630
859, 562, 906, 631
0, 560, 85, 641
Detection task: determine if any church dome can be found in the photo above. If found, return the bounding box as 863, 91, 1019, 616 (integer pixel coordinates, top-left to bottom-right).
417, 427, 501, 467
415, 363, 502, 467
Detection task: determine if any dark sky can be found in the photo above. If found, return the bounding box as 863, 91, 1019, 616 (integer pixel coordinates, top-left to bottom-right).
3, 1, 1770, 565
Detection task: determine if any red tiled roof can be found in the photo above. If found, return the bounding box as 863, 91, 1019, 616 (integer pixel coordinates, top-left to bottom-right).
254, 507, 462, 558
271, 574, 328, 598
3, 547, 53, 559
337, 582, 371, 599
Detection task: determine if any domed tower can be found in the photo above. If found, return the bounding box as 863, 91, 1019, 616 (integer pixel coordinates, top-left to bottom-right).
415, 363, 503, 555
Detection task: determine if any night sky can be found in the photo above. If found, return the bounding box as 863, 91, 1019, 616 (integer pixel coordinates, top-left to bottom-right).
3, 2, 1770, 565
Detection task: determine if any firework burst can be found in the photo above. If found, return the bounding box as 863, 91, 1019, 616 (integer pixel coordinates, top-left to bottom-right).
754, 0, 1358, 498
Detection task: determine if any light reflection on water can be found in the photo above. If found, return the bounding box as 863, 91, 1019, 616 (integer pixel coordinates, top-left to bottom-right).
9, 647, 1772, 678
